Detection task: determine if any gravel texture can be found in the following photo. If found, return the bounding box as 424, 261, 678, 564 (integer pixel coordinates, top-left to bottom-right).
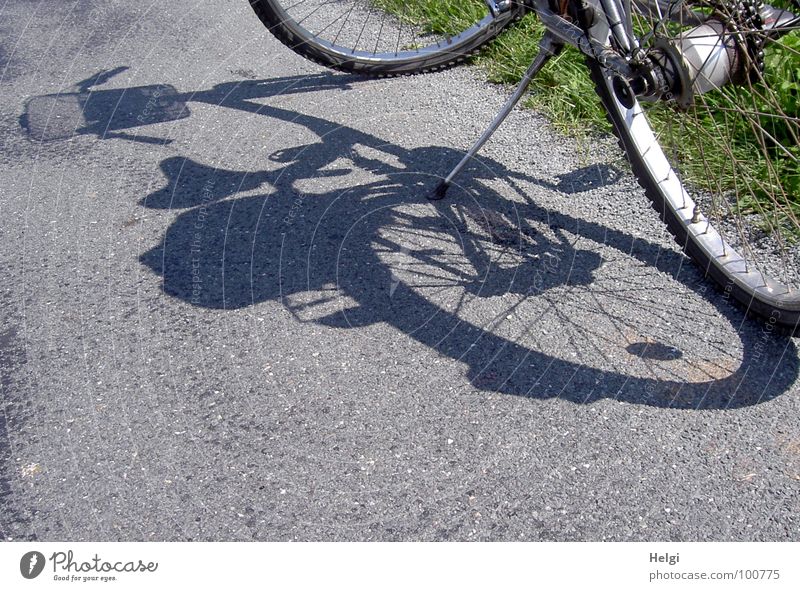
0, 0, 799, 541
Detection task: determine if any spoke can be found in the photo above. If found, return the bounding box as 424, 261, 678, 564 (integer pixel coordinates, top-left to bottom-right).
620, 0, 800, 308
332, 3, 357, 46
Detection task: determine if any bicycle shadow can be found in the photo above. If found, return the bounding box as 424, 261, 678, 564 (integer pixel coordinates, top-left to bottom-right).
22, 69, 800, 409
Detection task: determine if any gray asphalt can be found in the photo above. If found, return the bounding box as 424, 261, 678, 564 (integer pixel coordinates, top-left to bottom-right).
1, 0, 798, 541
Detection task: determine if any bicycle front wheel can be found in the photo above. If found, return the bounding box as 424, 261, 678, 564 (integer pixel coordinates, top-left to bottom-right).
590, 1, 800, 333
248, 0, 520, 76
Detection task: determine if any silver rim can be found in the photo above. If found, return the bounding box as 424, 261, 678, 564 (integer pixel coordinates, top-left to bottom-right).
599, 67, 800, 313
597, 1, 800, 319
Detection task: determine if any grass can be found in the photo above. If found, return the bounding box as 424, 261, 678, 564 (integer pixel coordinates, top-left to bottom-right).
474, 13, 609, 135
372, 0, 489, 36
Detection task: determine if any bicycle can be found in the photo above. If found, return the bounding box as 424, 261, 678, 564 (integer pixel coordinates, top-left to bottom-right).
247, 0, 800, 333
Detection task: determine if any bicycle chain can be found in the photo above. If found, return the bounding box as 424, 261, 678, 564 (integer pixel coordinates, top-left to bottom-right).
709, 0, 767, 82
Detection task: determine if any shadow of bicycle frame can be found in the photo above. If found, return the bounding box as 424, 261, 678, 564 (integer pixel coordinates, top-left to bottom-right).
21, 68, 800, 410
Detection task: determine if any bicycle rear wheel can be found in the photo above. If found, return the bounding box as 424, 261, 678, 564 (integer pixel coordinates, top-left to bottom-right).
590, 1, 800, 333
248, 0, 520, 76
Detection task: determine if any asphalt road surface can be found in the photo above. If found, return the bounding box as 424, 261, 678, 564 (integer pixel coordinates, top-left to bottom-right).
1, 0, 799, 541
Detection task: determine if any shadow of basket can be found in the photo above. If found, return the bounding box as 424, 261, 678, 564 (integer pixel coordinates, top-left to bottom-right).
22, 84, 190, 142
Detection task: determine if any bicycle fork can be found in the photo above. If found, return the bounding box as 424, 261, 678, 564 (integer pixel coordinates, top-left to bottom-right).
428, 33, 562, 201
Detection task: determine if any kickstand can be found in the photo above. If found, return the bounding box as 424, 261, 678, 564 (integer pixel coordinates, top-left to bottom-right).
428, 33, 562, 201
